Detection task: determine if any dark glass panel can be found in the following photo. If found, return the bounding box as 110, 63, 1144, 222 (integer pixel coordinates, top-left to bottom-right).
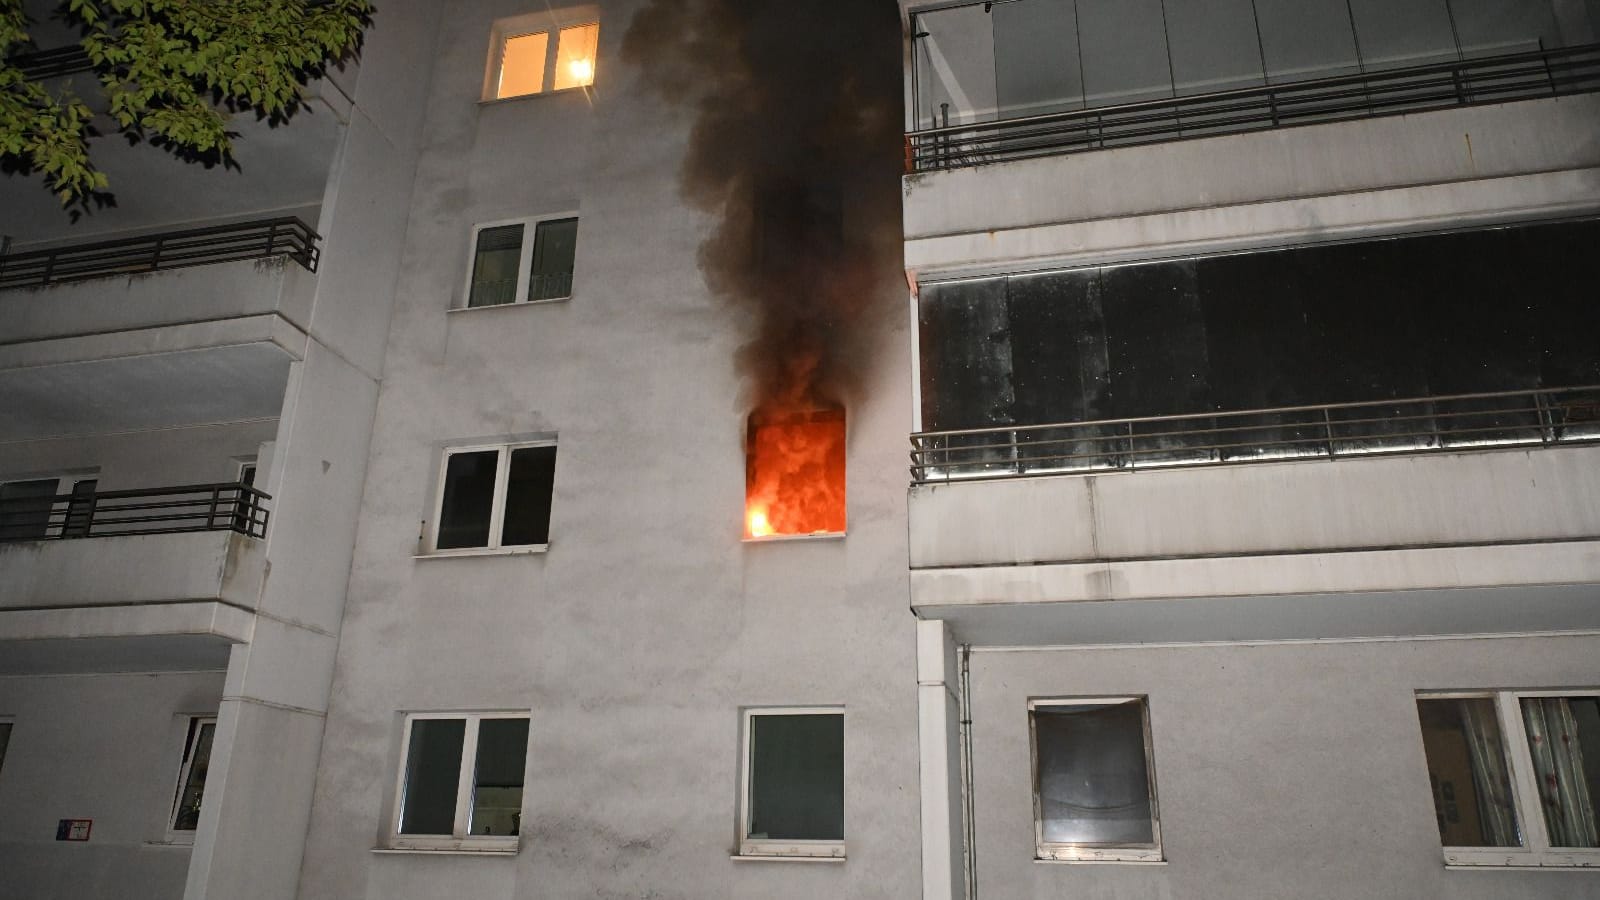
468, 224, 524, 308
1077, 0, 1173, 108
470, 718, 529, 837
171, 720, 215, 831
400, 719, 465, 835
1034, 701, 1154, 845
993, 0, 1084, 118
436, 451, 498, 549
529, 218, 578, 300
1451, 0, 1562, 57
1165, 0, 1266, 95
918, 277, 1016, 432
501, 446, 556, 546
1254, 0, 1361, 83
748, 713, 844, 841
0, 478, 58, 540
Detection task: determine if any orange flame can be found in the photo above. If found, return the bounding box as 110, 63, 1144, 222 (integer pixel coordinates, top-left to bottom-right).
745, 407, 846, 538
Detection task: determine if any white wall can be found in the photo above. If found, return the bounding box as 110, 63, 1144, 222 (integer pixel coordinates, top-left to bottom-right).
965, 634, 1600, 899
0, 671, 225, 900
0, 420, 278, 492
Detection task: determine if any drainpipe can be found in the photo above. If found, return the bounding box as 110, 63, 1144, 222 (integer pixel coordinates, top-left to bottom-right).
958, 644, 977, 899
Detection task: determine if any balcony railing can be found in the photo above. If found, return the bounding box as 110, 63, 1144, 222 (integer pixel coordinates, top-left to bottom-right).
910, 386, 1600, 484
0, 217, 320, 291
7, 45, 94, 80
0, 482, 270, 541
905, 43, 1600, 173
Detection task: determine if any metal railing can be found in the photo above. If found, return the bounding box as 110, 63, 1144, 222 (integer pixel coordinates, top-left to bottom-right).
906, 43, 1600, 173
0, 482, 270, 541
8, 45, 94, 80
0, 217, 320, 290
910, 386, 1600, 484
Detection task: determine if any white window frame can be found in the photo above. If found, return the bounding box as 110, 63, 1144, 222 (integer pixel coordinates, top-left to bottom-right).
736, 706, 846, 859
390, 712, 530, 852
1419, 689, 1600, 868
425, 440, 555, 555
164, 715, 216, 843
482, 9, 600, 101
457, 213, 579, 310
1029, 696, 1163, 863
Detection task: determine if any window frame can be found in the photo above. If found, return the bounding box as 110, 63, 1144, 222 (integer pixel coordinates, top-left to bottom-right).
458, 214, 580, 310
1417, 688, 1600, 868
425, 440, 556, 555
0, 716, 13, 779
389, 711, 530, 852
1028, 695, 1164, 863
736, 706, 847, 860
483, 13, 599, 101
164, 714, 217, 843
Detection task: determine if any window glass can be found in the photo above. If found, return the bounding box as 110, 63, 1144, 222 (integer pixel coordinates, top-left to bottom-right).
498, 31, 549, 97
1164, 0, 1265, 95
748, 712, 844, 841
0, 722, 12, 776
400, 719, 466, 835
0, 478, 58, 540
470, 718, 530, 837
1416, 697, 1522, 847
1519, 696, 1600, 848
501, 446, 556, 546
912, 3, 999, 126
993, 0, 1084, 118
1253, 0, 1361, 83
528, 218, 578, 301
1450, 0, 1562, 57
62, 478, 96, 538
436, 451, 499, 549
469, 225, 525, 308
171, 719, 216, 831
1034, 700, 1155, 846
553, 23, 600, 90
1076, 0, 1173, 108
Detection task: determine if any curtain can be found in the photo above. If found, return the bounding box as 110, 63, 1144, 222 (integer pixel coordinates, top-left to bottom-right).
1522, 698, 1600, 848
1459, 699, 1521, 846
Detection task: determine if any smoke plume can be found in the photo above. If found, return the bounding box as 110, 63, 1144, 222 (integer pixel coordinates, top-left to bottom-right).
622, 0, 904, 416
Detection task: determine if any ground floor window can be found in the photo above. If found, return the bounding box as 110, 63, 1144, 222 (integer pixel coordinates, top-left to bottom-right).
1030, 696, 1162, 862
393, 712, 530, 851
1417, 691, 1600, 866
739, 707, 845, 858
168, 716, 216, 838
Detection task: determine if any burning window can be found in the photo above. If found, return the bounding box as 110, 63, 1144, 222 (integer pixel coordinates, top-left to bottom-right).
489, 20, 598, 100
745, 407, 845, 539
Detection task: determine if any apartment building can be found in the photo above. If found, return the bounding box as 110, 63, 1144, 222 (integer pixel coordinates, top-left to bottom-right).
3, 1, 1599, 899
0, 4, 439, 898
902, 1, 1600, 898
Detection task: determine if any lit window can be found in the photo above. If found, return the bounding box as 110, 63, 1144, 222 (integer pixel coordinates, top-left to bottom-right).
465, 217, 579, 308
738, 707, 845, 858
490, 21, 598, 99
168, 716, 216, 838
430, 442, 556, 552
393, 713, 530, 850
1417, 691, 1600, 866
1030, 697, 1162, 862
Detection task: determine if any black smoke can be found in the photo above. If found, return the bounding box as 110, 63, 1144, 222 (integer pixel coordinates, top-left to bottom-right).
623, 0, 904, 415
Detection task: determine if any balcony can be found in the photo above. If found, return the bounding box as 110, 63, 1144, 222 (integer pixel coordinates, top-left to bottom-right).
912, 387, 1600, 483
0, 483, 268, 673
906, 44, 1600, 173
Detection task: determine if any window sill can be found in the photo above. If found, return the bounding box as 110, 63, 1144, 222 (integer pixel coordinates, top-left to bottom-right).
448, 297, 570, 314
730, 853, 847, 863
477, 86, 592, 106
1444, 850, 1600, 869
143, 839, 195, 849
1035, 853, 1166, 865
415, 545, 548, 560
742, 531, 846, 544
372, 846, 519, 857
